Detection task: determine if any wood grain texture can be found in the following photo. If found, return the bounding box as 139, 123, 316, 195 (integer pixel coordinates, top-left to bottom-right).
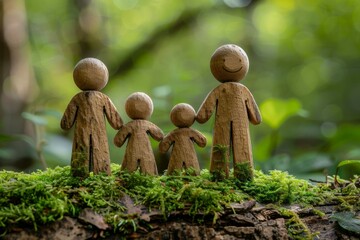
196, 44, 261, 180
73, 58, 109, 91
61, 58, 122, 178
114, 120, 163, 175
160, 103, 206, 175
114, 92, 163, 175
160, 128, 206, 175
61, 91, 122, 177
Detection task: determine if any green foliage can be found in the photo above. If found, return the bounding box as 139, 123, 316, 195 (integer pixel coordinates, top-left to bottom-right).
260, 98, 303, 130
1, 0, 359, 183
334, 160, 360, 185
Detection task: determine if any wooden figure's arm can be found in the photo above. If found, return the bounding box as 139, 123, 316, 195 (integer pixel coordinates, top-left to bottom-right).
196, 90, 217, 124
245, 91, 262, 125
104, 97, 123, 130
114, 126, 130, 147
147, 123, 164, 142
60, 99, 78, 130
191, 130, 207, 148
159, 135, 173, 153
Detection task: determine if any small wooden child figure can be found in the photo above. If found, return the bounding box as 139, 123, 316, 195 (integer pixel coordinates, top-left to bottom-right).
196, 44, 261, 181
61, 58, 123, 178
114, 92, 163, 175
160, 103, 207, 175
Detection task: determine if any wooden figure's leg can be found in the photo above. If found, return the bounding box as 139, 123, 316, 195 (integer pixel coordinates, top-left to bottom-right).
90, 134, 111, 175
120, 154, 138, 173
140, 158, 158, 176
166, 158, 178, 175
231, 121, 253, 181
210, 122, 230, 178
185, 161, 200, 176
71, 137, 90, 177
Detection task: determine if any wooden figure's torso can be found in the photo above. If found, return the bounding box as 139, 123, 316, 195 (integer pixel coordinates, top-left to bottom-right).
120, 120, 161, 175
63, 91, 116, 176
168, 128, 199, 165
71, 91, 109, 130
213, 82, 250, 126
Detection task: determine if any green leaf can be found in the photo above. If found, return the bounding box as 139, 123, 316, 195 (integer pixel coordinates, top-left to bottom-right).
335, 160, 360, 184
331, 212, 360, 234
337, 159, 360, 169
22, 112, 48, 126
260, 98, 302, 130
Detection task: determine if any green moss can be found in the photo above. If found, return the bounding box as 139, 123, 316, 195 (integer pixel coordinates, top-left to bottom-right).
241, 170, 326, 205
0, 165, 359, 237
234, 162, 253, 182
278, 207, 318, 240
211, 144, 230, 181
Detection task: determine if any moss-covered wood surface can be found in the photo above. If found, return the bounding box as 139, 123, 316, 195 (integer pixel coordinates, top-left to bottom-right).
0, 165, 359, 239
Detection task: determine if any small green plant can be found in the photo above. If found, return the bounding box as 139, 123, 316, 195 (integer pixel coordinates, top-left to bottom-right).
334, 160, 360, 186
22, 112, 49, 169
113, 217, 138, 235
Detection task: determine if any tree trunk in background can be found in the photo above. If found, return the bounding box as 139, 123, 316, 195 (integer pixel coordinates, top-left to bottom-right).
68, 0, 105, 62
0, 0, 37, 169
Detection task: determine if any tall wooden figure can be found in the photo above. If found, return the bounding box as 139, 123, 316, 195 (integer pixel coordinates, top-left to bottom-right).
160, 103, 206, 175
61, 58, 123, 178
114, 92, 164, 175
196, 44, 261, 181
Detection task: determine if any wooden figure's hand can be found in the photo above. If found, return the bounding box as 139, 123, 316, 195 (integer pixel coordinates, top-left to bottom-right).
104, 97, 123, 130
114, 126, 130, 147
148, 123, 164, 142
196, 92, 216, 124
191, 130, 207, 148
246, 97, 261, 125
60, 99, 78, 130
159, 137, 172, 153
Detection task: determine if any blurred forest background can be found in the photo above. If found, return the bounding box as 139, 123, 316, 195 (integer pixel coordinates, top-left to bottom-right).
1, 0, 359, 180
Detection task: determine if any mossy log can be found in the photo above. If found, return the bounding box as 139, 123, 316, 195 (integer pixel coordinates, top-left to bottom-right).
3, 200, 359, 240
1, 166, 359, 240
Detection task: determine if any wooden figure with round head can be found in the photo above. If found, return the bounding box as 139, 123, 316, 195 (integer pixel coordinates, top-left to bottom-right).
114, 92, 164, 175
61, 58, 123, 178
160, 103, 206, 175
196, 44, 261, 181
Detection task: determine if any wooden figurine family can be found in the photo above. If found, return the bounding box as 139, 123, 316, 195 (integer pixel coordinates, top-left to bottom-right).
61, 44, 261, 181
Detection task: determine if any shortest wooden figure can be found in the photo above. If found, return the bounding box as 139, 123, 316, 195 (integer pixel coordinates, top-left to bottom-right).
114, 92, 163, 175
159, 103, 207, 175
61, 58, 123, 178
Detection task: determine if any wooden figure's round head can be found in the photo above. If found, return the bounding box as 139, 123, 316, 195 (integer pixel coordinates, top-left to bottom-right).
125, 92, 154, 120
73, 58, 109, 91
210, 44, 249, 83
170, 103, 196, 128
